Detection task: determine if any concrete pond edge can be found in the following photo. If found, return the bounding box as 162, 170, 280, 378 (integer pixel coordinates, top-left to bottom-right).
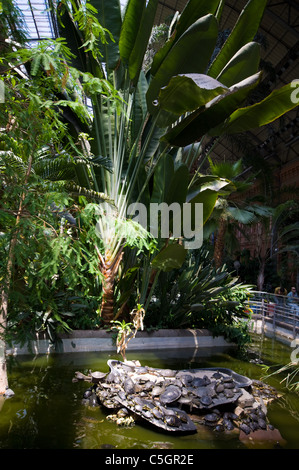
6, 328, 235, 356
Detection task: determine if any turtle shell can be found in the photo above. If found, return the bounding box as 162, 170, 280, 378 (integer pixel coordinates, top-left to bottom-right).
123, 378, 136, 394
151, 385, 163, 397
90, 371, 107, 383
160, 385, 182, 405
192, 377, 206, 387
204, 413, 219, 423
200, 395, 213, 406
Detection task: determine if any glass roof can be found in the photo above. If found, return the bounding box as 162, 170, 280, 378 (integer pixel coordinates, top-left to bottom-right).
14, 0, 57, 42
14, 0, 129, 43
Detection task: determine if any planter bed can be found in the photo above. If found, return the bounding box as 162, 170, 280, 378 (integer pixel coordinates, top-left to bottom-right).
6, 328, 234, 355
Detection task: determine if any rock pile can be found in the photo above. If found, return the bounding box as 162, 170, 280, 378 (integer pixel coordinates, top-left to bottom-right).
73, 360, 279, 436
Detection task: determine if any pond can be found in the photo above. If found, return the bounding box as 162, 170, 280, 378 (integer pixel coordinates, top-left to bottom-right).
0, 333, 298, 450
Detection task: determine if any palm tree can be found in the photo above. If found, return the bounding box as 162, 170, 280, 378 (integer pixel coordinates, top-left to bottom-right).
204, 159, 273, 268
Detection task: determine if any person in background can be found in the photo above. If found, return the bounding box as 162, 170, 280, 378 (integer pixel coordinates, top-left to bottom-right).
274, 286, 287, 306
287, 286, 299, 315
274, 286, 287, 296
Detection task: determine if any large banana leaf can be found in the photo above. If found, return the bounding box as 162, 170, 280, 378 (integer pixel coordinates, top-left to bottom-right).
210, 83, 299, 135
150, 153, 189, 205
119, 0, 158, 85
151, 243, 187, 272
216, 41, 261, 87
57, 4, 87, 73
208, 0, 267, 78
151, 0, 222, 76
146, 14, 219, 116
161, 72, 261, 147
128, 0, 159, 85
119, 0, 146, 64
91, 0, 122, 70
186, 184, 229, 229
157, 74, 228, 125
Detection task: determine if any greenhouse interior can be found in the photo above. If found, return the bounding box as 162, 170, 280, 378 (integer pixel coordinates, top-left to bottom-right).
0, 0, 298, 453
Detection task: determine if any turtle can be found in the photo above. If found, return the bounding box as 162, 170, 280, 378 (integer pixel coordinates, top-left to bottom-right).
200, 395, 213, 407
212, 371, 223, 380
257, 418, 267, 429
106, 372, 119, 384
88, 394, 100, 407
165, 415, 182, 427
192, 386, 207, 398
204, 413, 219, 424
160, 369, 177, 377
215, 424, 225, 432
90, 371, 107, 383
134, 404, 144, 413
136, 366, 148, 374
152, 407, 164, 420
97, 389, 109, 401
142, 409, 153, 419
256, 408, 267, 420
203, 375, 211, 385
123, 378, 136, 394
223, 376, 234, 383
192, 377, 206, 387
177, 396, 193, 410
175, 410, 188, 423
83, 387, 93, 399
215, 383, 225, 394
118, 390, 126, 401
142, 380, 155, 391
224, 389, 235, 398
249, 420, 259, 431
151, 385, 164, 397
223, 411, 238, 421
239, 423, 251, 435
133, 396, 146, 406
223, 381, 235, 389
180, 374, 193, 386
223, 418, 234, 431
159, 385, 181, 405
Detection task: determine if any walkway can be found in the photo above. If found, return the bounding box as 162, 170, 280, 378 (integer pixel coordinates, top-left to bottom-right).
246, 290, 299, 342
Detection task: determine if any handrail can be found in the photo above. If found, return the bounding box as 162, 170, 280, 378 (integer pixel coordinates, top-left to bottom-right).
246, 290, 299, 338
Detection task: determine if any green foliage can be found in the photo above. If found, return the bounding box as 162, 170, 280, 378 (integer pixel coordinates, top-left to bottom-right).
1, 0, 297, 344
0, 173, 104, 345
146, 247, 253, 348
262, 361, 299, 393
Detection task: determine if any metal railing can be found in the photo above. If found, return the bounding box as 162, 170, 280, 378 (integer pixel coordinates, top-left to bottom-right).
245, 290, 299, 338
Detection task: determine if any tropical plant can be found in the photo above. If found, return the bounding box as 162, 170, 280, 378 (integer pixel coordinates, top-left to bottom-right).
2, 0, 298, 331
0, 4, 108, 391
111, 302, 145, 360
46, 0, 298, 326
203, 159, 273, 268
255, 200, 299, 290
146, 246, 253, 348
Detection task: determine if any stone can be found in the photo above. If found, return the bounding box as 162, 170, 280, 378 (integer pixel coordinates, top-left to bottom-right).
237, 389, 255, 408
234, 406, 244, 417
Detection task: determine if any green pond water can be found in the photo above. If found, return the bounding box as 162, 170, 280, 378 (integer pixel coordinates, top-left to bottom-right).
0, 333, 298, 450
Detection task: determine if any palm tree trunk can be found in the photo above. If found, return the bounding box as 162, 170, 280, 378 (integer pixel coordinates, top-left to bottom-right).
214, 217, 227, 269
0, 154, 33, 394
257, 258, 266, 291
0, 298, 9, 394
98, 249, 123, 325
